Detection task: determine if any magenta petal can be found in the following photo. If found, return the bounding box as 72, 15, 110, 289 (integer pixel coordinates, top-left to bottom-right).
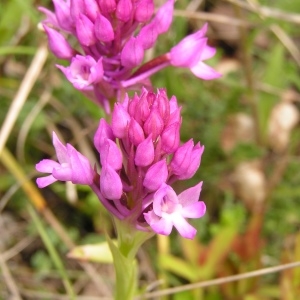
39, 7, 59, 28
76, 13, 96, 46
36, 175, 57, 188
150, 217, 173, 236
95, 14, 114, 42
121, 37, 144, 68
191, 62, 221, 80
137, 23, 158, 50
169, 95, 179, 113
135, 134, 154, 166
178, 182, 203, 206
36, 159, 60, 173
144, 210, 159, 224
143, 159, 168, 191
135, 0, 154, 23
90, 58, 104, 83
52, 132, 69, 164
143, 109, 164, 140
59, 55, 102, 89
152, 0, 174, 34
161, 122, 180, 153
52, 166, 73, 181
201, 45, 217, 60
52, 0, 74, 32
116, 0, 133, 22
111, 103, 130, 138
181, 201, 206, 219
172, 215, 197, 239
43, 26, 74, 60
128, 118, 145, 146
70, 0, 85, 20
100, 139, 123, 170
153, 184, 177, 215
99, 0, 116, 14
94, 119, 115, 153
170, 139, 193, 175
178, 143, 204, 180
100, 165, 123, 200
67, 144, 94, 185
84, 0, 100, 22
170, 38, 206, 67
144, 211, 173, 236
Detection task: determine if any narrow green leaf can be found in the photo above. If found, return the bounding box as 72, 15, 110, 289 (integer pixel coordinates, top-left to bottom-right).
27, 204, 75, 299
159, 253, 199, 282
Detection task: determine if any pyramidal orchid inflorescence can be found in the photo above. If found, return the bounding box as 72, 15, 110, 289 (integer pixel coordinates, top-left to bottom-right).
36, 88, 206, 239
39, 0, 220, 112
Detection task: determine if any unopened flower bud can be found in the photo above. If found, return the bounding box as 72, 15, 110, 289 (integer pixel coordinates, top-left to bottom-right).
43, 26, 75, 60
128, 118, 145, 146
76, 13, 96, 46
95, 14, 114, 42
112, 103, 130, 138
84, 0, 100, 22
99, 0, 116, 14
100, 139, 123, 170
144, 108, 164, 140
53, 0, 74, 32
135, 134, 154, 166
178, 142, 204, 179
135, 93, 150, 123
143, 159, 168, 191
121, 37, 144, 68
170, 139, 194, 176
100, 165, 123, 200
70, 0, 85, 21
137, 23, 158, 50
161, 122, 180, 153
135, 0, 154, 23
116, 0, 133, 22
151, 0, 174, 34
94, 119, 115, 153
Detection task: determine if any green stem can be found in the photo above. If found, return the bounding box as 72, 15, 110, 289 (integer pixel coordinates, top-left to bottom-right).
108, 218, 154, 300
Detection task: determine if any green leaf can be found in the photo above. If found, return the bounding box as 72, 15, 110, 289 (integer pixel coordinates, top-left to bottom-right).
159, 253, 199, 282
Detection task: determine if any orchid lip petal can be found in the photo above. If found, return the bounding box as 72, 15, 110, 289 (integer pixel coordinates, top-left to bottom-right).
191, 62, 222, 80
36, 159, 60, 173
172, 215, 197, 239
36, 175, 57, 188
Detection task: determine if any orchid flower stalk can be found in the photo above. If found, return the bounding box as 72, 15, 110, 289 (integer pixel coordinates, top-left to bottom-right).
36, 88, 206, 298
